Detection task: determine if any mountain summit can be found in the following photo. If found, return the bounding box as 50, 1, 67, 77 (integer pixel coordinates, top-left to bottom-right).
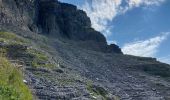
0, 0, 170, 100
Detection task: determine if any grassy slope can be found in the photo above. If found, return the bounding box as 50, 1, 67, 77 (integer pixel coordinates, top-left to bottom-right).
0, 57, 33, 100
0, 30, 57, 100
0, 31, 33, 100
1, 30, 170, 99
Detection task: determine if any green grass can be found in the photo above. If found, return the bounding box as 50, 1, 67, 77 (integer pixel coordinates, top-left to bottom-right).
28, 49, 48, 61
27, 49, 55, 68
0, 32, 17, 40
0, 48, 7, 57
28, 49, 48, 68
87, 81, 108, 99
0, 57, 33, 100
87, 82, 120, 100
0, 31, 29, 45
0, 31, 55, 69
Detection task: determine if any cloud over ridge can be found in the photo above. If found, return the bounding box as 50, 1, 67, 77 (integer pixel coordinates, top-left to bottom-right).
158, 55, 170, 64
122, 32, 169, 57
82, 0, 122, 36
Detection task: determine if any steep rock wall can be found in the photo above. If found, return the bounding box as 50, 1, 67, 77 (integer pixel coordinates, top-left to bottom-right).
0, 0, 122, 53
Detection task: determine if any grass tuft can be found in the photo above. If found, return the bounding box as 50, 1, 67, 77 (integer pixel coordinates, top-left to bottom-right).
0, 57, 33, 100
0, 31, 29, 45
27, 49, 54, 68
87, 81, 108, 99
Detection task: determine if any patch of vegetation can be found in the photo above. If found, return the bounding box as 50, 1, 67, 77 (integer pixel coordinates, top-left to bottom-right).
0, 48, 7, 57
58, 78, 76, 85
28, 49, 48, 61
0, 57, 33, 100
87, 81, 108, 99
0, 32, 54, 69
0, 31, 18, 40
0, 31, 28, 45
27, 49, 55, 68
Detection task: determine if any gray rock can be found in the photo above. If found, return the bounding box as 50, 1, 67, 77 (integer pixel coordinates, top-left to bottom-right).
1, 0, 170, 100
0, 0, 122, 54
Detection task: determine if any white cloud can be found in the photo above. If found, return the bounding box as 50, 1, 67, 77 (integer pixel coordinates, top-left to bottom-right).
127, 0, 165, 8
158, 55, 170, 64
107, 40, 118, 45
82, 0, 165, 37
82, 0, 122, 37
122, 32, 169, 57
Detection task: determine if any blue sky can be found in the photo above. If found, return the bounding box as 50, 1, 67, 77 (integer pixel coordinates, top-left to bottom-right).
59, 0, 170, 64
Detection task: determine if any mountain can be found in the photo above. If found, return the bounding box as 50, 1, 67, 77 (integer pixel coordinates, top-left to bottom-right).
0, 0, 170, 100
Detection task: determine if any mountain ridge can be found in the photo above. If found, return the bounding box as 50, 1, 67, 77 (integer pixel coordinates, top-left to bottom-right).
0, 0, 122, 54
0, 0, 170, 100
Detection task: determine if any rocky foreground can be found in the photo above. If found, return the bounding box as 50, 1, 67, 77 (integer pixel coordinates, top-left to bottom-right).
0, 0, 170, 100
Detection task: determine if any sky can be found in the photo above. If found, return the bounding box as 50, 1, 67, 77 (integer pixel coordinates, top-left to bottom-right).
59, 0, 170, 64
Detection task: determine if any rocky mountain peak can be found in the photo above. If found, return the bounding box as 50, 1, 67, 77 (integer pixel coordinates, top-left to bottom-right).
0, 0, 122, 53
1, 0, 170, 100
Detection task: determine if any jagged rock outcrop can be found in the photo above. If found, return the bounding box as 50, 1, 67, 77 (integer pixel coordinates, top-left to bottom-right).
0, 0, 170, 100
37, 0, 104, 41
0, 0, 122, 53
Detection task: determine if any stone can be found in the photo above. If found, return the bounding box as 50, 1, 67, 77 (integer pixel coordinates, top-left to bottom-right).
1, 1, 170, 100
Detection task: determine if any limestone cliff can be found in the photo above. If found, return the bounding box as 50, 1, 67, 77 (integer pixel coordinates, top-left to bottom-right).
0, 0, 122, 53
0, 0, 170, 100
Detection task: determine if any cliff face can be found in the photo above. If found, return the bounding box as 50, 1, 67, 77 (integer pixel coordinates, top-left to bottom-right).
0, 0, 170, 100
0, 0, 36, 29
0, 0, 122, 53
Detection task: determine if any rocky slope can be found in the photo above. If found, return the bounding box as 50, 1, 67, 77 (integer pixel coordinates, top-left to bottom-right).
0, 0, 170, 100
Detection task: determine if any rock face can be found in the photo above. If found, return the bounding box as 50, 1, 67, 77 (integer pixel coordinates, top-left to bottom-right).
37, 0, 105, 42
0, 0, 36, 30
0, 0, 122, 53
1, 0, 170, 100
